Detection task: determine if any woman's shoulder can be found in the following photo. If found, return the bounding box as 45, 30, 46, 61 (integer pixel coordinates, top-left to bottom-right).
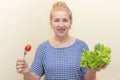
37, 40, 49, 49
75, 38, 89, 50
75, 39, 87, 45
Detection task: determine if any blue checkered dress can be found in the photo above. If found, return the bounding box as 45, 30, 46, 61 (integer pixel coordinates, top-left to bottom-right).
30, 39, 89, 80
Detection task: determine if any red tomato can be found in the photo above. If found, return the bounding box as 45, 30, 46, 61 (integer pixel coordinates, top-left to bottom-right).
24, 44, 31, 52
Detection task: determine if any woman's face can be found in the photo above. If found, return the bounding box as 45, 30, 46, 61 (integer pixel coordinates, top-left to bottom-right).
50, 10, 72, 37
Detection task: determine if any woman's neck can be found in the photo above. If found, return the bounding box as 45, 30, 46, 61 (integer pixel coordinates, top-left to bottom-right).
49, 35, 75, 48
54, 35, 70, 43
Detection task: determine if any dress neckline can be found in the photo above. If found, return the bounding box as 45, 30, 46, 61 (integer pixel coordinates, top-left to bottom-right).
47, 39, 78, 49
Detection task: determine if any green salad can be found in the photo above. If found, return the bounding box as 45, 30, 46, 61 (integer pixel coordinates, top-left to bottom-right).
80, 43, 111, 69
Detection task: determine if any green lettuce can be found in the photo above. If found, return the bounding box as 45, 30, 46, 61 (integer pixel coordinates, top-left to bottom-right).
80, 43, 111, 69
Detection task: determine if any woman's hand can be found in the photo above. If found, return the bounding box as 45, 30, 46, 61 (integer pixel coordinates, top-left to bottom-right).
84, 65, 106, 80
16, 59, 30, 74
84, 68, 97, 80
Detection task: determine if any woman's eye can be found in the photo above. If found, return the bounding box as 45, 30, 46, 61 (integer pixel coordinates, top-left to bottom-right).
54, 19, 59, 22
63, 19, 68, 22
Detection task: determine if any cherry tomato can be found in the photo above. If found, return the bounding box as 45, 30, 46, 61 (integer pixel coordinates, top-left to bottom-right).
24, 44, 31, 52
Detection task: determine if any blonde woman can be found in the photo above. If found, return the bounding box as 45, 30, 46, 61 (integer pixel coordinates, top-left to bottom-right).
16, 1, 97, 80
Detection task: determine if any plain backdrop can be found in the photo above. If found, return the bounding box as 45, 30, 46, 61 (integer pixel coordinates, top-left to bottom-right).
0, 0, 120, 80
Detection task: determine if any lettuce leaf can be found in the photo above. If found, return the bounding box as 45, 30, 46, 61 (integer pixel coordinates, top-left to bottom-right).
80, 43, 111, 69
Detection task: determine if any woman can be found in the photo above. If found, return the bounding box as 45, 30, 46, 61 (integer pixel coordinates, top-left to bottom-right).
16, 1, 97, 80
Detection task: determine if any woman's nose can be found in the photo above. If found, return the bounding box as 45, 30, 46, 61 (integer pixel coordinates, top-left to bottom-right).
58, 21, 65, 27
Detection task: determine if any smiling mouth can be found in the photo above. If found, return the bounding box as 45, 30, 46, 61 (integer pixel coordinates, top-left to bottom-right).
57, 28, 66, 33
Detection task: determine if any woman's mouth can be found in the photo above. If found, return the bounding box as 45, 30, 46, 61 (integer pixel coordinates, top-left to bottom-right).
57, 28, 65, 33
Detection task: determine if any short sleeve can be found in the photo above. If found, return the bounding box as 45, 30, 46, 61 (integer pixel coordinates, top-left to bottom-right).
81, 67, 88, 76
30, 43, 45, 76
78, 39, 89, 77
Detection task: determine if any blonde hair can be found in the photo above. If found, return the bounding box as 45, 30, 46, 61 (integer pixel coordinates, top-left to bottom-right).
50, 1, 72, 21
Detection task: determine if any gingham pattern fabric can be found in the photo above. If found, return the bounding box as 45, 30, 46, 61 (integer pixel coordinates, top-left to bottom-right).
30, 39, 89, 80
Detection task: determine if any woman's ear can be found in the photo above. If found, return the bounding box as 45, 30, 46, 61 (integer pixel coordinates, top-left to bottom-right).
69, 21, 72, 29
50, 21, 53, 29
50, 18, 53, 25
69, 19, 72, 25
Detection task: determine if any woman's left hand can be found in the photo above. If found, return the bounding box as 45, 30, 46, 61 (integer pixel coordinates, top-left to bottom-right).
84, 65, 106, 80
84, 68, 97, 80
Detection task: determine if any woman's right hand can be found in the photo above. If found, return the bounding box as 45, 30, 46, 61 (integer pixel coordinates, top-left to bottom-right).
16, 59, 30, 74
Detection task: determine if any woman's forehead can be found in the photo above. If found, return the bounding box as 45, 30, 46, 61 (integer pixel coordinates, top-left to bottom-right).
52, 10, 70, 18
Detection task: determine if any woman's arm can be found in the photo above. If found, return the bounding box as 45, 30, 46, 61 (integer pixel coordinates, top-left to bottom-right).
84, 68, 96, 80
24, 71, 40, 80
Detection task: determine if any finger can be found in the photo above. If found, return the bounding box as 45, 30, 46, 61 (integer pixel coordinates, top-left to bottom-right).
16, 64, 26, 69
16, 60, 27, 67
16, 62, 27, 70
17, 68, 24, 73
16, 61, 26, 65
88, 68, 96, 72
96, 68, 101, 71
101, 64, 107, 69
17, 59, 26, 63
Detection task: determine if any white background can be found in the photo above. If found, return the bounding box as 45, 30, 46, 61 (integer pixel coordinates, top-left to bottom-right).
0, 0, 120, 80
